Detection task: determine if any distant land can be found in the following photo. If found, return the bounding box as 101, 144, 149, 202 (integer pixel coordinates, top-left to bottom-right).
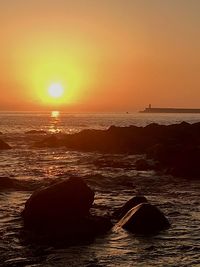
140, 105, 200, 114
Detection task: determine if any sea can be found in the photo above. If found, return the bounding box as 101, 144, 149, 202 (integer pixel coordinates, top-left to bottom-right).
0, 112, 200, 267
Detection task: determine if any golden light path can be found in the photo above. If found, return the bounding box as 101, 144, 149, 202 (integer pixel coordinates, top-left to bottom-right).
51, 110, 60, 118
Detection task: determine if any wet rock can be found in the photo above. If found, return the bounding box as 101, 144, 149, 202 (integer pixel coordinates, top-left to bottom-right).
115, 203, 170, 234
147, 143, 200, 179
0, 139, 11, 149
22, 177, 94, 230
167, 146, 200, 179
34, 135, 61, 148
22, 177, 112, 243
33, 122, 200, 179
113, 196, 148, 219
0, 177, 16, 189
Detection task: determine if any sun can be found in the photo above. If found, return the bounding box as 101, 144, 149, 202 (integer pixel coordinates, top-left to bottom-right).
48, 83, 64, 98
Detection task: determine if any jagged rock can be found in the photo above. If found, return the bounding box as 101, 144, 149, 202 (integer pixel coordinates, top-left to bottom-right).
33, 122, 200, 179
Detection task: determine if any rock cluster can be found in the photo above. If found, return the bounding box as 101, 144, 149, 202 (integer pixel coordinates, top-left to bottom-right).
22, 177, 112, 243
22, 178, 169, 244
34, 122, 200, 179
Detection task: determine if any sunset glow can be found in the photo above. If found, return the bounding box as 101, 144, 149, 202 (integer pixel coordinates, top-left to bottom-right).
0, 1, 199, 111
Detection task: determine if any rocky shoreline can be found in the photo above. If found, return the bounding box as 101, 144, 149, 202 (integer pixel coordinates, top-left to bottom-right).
32, 121, 200, 179
21, 177, 170, 246
1, 121, 200, 179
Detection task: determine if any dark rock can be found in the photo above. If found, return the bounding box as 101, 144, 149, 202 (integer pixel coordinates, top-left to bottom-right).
33, 122, 200, 179
115, 203, 170, 234
22, 177, 113, 243
22, 215, 113, 245
25, 130, 47, 134
34, 135, 61, 148
0, 139, 11, 150
0, 177, 15, 189
167, 146, 200, 179
113, 196, 148, 219
0, 132, 3, 135
22, 177, 94, 230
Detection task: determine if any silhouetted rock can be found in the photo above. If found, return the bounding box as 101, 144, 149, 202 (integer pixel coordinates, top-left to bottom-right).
22, 177, 112, 243
0, 177, 15, 189
115, 203, 170, 234
0, 132, 3, 135
34, 135, 61, 148
113, 196, 148, 219
25, 130, 47, 134
22, 177, 94, 230
0, 139, 11, 150
33, 122, 200, 179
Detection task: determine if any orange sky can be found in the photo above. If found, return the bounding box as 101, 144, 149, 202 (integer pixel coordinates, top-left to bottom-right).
0, 0, 200, 111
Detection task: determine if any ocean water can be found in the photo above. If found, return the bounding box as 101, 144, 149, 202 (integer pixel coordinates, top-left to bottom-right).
0, 112, 200, 267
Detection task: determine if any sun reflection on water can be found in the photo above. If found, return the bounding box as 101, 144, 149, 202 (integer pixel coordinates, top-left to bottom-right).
51, 111, 60, 118
49, 111, 61, 133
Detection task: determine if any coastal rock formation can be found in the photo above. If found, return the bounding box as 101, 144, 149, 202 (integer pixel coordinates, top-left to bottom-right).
0, 139, 11, 150
113, 196, 148, 219
34, 121, 200, 153
22, 177, 112, 242
34, 135, 61, 148
115, 203, 170, 234
33, 122, 200, 179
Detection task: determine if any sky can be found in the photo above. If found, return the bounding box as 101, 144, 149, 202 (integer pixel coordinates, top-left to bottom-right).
0, 0, 200, 111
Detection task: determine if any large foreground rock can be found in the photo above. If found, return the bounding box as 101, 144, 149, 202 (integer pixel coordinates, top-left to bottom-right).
22, 177, 94, 230
0, 139, 11, 150
115, 203, 170, 234
22, 177, 113, 243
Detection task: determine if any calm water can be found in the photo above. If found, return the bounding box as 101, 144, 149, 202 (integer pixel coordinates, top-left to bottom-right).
0, 112, 200, 267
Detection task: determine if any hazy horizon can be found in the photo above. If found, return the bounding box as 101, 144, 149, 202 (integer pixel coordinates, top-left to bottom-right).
0, 0, 200, 111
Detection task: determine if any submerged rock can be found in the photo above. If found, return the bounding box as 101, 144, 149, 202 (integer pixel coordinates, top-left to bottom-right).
115, 203, 170, 234
0, 139, 11, 150
113, 196, 148, 219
